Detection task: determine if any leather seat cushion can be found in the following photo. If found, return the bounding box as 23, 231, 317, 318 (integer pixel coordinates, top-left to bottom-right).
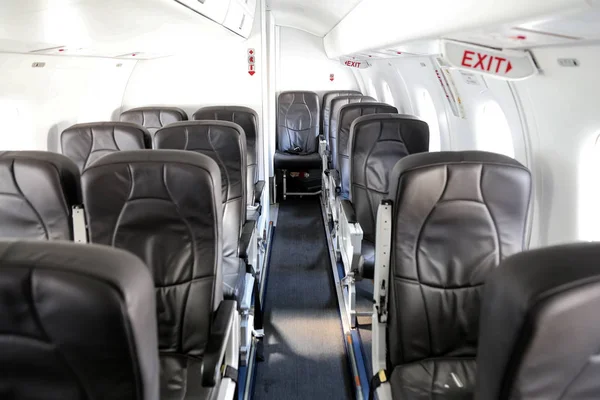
360, 239, 375, 279
223, 256, 246, 301
160, 354, 215, 400
274, 151, 321, 170
390, 359, 476, 400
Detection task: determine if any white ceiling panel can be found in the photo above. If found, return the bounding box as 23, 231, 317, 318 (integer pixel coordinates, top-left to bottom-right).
266, 0, 363, 37
0, 0, 242, 58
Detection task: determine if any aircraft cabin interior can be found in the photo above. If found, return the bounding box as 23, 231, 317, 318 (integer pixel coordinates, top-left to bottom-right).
2, 0, 600, 399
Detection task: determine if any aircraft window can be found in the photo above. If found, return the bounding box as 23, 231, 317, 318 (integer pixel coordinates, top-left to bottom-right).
0, 101, 33, 150
365, 77, 378, 100
382, 82, 395, 106
475, 101, 514, 158
416, 89, 441, 152
578, 134, 600, 241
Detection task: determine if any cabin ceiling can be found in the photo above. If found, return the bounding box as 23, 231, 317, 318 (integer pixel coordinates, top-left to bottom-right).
266, 0, 363, 37
0, 0, 239, 58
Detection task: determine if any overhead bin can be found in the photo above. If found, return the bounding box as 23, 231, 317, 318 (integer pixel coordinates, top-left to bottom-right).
223, 0, 254, 38
174, 0, 256, 38
173, 0, 231, 25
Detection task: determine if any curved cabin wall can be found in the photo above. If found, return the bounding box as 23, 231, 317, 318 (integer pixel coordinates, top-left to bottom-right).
0, 54, 135, 152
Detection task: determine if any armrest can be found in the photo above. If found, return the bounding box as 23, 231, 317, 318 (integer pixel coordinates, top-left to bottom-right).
341, 200, 358, 224
239, 219, 257, 259
254, 181, 265, 204
201, 300, 237, 387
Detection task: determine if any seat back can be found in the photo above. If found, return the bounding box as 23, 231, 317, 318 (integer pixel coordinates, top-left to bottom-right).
321, 90, 362, 137
154, 121, 246, 263
120, 107, 188, 134
329, 95, 376, 165
0, 151, 80, 240
337, 102, 398, 194
387, 151, 532, 368
81, 150, 223, 366
477, 243, 600, 400
0, 240, 159, 400
277, 91, 320, 154
60, 122, 151, 172
348, 114, 429, 242
193, 106, 258, 206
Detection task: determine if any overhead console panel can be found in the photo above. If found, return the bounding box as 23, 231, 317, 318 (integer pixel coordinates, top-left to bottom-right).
324, 0, 592, 58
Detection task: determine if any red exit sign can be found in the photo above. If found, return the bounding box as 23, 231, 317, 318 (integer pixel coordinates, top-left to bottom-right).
345, 60, 362, 68
442, 40, 537, 80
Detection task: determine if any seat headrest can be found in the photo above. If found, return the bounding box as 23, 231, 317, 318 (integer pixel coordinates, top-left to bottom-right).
60, 122, 151, 172
350, 114, 430, 155
192, 106, 258, 140
0, 240, 159, 399
120, 107, 188, 133
476, 242, 600, 400
0, 151, 81, 240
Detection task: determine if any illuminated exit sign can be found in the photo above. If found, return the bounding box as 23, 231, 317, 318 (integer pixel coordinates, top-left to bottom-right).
442, 40, 537, 80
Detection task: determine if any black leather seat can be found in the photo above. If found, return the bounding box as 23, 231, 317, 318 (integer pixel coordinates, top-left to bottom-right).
328, 95, 376, 169
274, 91, 321, 170
337, 102, 398, 197
193, 106, 261, 207
477, 243, 600, 400
0, 151, 80, 240
81, 150, 236, 400
60, 122, 151, 172
120, 106, 188, 134
383, 151, 532, 400
321, 90, 362, 137
0, 240, 159, 400
345, 114, 429, 279
153, 121, 247, 301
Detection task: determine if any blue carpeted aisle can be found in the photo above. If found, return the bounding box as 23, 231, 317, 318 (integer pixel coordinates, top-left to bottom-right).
253, 198, 352, 400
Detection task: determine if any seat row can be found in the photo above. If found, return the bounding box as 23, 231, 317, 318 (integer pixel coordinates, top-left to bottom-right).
293, 90, 600, 398
0, 149, 244, 399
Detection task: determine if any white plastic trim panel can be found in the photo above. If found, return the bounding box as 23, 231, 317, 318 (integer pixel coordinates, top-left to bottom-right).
216, 312, 240, 400
372, 201, 393, 399
72, 206, 88, 243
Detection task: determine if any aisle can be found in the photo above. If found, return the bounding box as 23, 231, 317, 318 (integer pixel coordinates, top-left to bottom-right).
253, 198, 352, 400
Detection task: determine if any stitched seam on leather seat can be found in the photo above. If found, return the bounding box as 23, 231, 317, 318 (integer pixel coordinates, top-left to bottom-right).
10, 160, 50, 239
83, 128, 94, 170
28, 268, 92, 397
479, 165, 502, 263
110, 164, 134, 246
410, 164, 449, 360
206, 128, 231, 202
162, 164, 199, 355
394, 276, 485, 290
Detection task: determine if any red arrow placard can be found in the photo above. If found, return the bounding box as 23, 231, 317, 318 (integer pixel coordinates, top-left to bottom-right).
248, 48, 256, 76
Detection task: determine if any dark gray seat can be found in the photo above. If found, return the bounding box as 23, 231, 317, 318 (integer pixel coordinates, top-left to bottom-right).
382, 151, 532, 400
477, 242, 600, 400
120, 107, 188, 134
193, 106, 261, 207
0, 151, 80, 240
346, 114, 429, 278
328, 95, 376, 168
0, 240, 159, 400
337, 102, 398, 197
274, 91, 321, 170
153, 121, 247, 301
60, 122, 151, 172
321, 90, 362, 138
81, 150, 236, 400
